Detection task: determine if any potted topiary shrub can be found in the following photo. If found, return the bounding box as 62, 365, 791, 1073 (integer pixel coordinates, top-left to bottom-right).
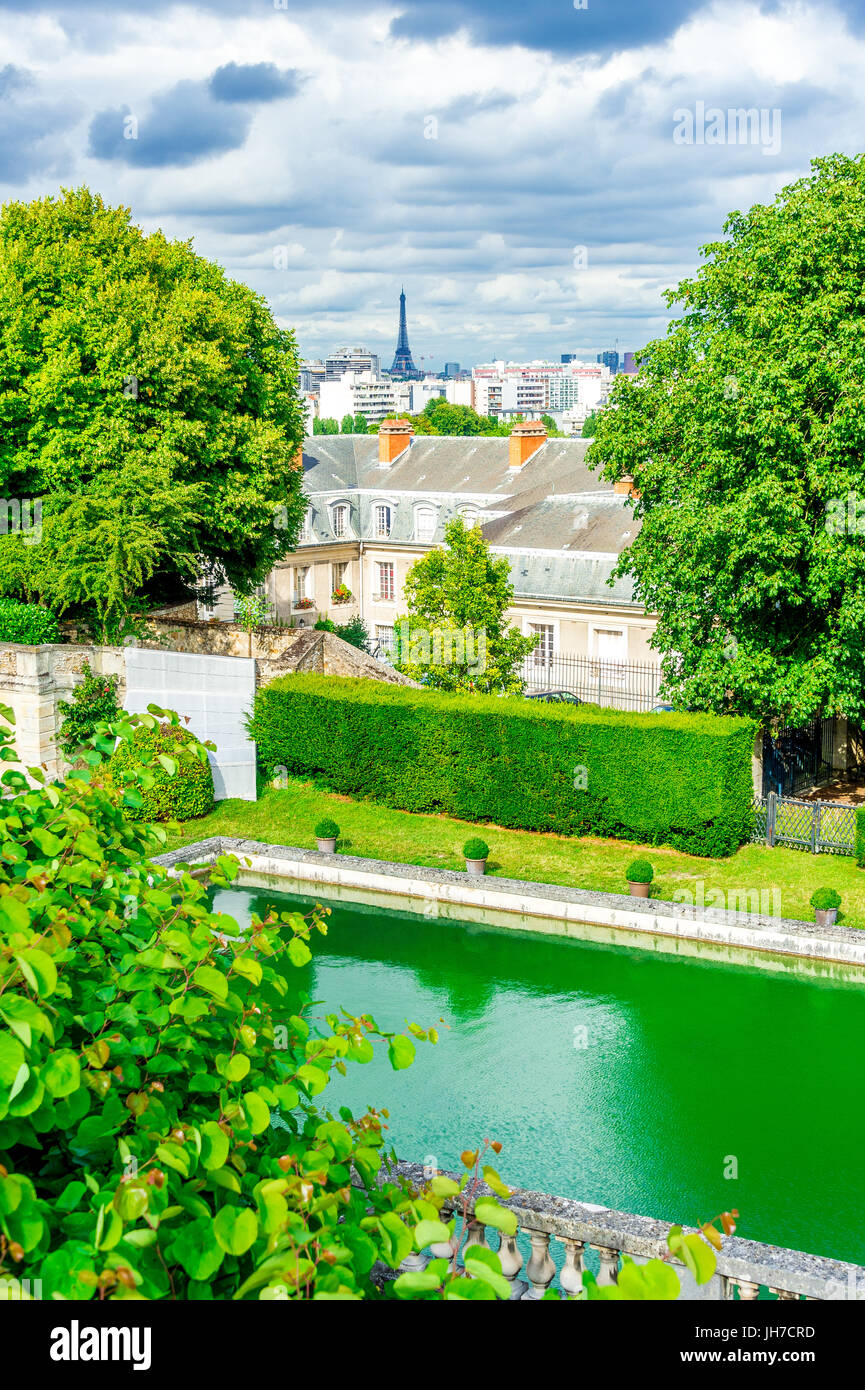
626, 859, 654, 898
810, 887, 841, 928
315, 817, 340, 853
463, 837, 490, 876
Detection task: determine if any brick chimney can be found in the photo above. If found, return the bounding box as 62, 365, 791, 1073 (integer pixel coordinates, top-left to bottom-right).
378, 418, 414, 465
614, 474, 640, 499
508, 420, 547, 470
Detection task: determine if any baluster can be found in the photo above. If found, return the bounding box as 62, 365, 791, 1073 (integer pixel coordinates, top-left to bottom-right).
498, 1231, 527, 1300
730, 1278, 760, 1301
524, 1231, 557, 1300
594, 1244, 620, 1286
464, 1216, 493, 1257
770, 1288, 799, 1300
558, 1237, 586, 1299
429, 1205, 459, 1271
399, 1249, 430, 1273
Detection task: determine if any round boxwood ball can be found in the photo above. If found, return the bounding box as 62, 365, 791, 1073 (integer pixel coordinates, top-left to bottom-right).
109, 722, 214, 822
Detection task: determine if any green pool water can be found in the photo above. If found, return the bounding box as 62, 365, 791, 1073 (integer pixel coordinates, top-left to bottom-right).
214, 885, 865, 1265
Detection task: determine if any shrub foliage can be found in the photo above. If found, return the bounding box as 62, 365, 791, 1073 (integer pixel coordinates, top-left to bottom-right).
249, 676, 757, 857
0, 703, 525, 1301
57, 661, 121, 758
108, 721, 215, 822
0, 598, 60, 644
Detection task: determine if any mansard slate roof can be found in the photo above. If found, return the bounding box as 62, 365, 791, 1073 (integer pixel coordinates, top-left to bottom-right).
296, 434, 639, 607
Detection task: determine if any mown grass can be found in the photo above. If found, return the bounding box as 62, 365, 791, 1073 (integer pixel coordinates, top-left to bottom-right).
164, 777, 865, 929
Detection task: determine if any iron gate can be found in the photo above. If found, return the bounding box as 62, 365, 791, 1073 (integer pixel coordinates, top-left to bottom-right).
761, 718, 835, 797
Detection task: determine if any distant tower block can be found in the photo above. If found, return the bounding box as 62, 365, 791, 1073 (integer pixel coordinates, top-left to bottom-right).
390, 287, 418, 376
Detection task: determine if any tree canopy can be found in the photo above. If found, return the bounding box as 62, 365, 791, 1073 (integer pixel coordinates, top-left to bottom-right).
587, 154, 865, 725
394, 516, 538, 692
0, 188, 306, 637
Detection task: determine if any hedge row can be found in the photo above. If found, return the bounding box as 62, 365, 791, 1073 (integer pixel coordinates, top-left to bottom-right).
0, 598, 60, 644
249, 675, 758, 858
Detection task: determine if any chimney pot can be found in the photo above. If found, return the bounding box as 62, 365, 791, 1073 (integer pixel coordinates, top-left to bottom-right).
378, 418, 414, 466
508, 420, 547, 470
614, 473, 640, 498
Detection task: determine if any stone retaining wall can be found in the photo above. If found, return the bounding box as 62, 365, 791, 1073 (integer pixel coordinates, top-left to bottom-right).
0, 643, 126, 778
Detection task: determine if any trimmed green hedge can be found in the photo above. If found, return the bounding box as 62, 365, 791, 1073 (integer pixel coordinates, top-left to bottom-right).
249, 676, 758, 857
108, 721, 215, 822
856, 807, 865, 867
0, 598, 60, 644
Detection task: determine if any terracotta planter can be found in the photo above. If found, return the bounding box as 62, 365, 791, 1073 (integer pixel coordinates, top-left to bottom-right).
628, 881, 650, 898
814, 907, 838, 928
316, 837, 337, 854
466, 858, 487, 876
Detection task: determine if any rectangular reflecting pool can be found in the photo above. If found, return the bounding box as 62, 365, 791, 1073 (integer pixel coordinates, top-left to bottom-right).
212, 883, 865, 1265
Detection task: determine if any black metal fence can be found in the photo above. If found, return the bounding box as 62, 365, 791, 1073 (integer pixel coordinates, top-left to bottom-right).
761, 718, 835, 797
751, 793, 857, 855
520, 655, 664, 711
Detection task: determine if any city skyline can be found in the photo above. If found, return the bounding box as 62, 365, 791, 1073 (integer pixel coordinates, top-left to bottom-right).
1, 2, 864, 363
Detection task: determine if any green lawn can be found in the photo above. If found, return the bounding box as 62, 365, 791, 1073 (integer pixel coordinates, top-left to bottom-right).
165, 777, 865, 930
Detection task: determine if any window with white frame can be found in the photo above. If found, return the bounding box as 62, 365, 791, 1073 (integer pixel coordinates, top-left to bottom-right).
375, 561, 395, 601
376, 625, 395, 654
331, 561, 348, 592
460, 506, 479, 527
293, 566, 311, 605
415, 505, 436, 542
374, 504, 392, 538
594, 627, 627, 682
530, 623, 555, 668
299, 507, 312, 542
332, 503, 348, 538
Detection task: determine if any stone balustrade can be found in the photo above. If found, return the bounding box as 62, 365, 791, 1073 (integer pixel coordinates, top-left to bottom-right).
380, 1162, 864, 1301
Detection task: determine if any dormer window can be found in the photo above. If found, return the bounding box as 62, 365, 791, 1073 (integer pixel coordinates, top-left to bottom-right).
299, 507, 312, 542
375, 504, 392, 538
332, 503, 348, 538
460, 507, 479, 528
415, 505, 436, 542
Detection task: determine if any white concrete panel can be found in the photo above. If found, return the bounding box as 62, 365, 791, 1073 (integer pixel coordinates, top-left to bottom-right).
123, 648, 257, 801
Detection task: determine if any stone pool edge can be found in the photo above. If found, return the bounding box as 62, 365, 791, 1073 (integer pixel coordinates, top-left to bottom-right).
153, 836, 865, 972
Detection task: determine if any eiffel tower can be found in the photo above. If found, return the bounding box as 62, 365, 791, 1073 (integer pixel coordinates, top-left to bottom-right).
389, 287, 419, 377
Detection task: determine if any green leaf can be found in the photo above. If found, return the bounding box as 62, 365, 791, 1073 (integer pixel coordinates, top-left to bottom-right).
473, 1199, 517, 1237
172, 1216, 225, 1281
464, 1245, 511, 1299
193, 965, 228, 1001
414, 1218, 451, 1250
287, 937, 312, 968
14, 948, 57, 998
42, 1049, 81, 1098
387, 1034, 415, 1071
214, 1206, 258, 1256
199, 1121, 230, 1171
393, 1268, 443, 1297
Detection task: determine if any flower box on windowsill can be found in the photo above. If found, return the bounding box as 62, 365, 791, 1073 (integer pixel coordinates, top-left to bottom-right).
331, 587, 353, 605
293, 598, 315, 610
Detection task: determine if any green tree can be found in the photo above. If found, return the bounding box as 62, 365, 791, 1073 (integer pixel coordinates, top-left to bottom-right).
381, 399, 511, 438
581, 410, 601, 438
340, 413, 354, 434
353, 412, 369, 434
394, 517, 538, 692
0, 188, 306, 635
587, 154, 865, 725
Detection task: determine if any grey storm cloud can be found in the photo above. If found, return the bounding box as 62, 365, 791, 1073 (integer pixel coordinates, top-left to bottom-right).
89, 64, 299, 168
209, 62, 299, 104
89, 81, 250, 168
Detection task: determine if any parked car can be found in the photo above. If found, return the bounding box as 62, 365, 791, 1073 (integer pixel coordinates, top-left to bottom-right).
651, 702, 675, 713
525, 690, 584, 706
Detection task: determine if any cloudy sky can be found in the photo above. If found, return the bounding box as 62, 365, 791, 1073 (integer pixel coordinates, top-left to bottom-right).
1, 0, 864, 367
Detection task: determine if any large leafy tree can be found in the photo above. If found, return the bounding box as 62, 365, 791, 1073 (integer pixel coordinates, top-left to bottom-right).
394, 517, 538, 692
0, 187, 306, 635
587, 153, 865, 726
